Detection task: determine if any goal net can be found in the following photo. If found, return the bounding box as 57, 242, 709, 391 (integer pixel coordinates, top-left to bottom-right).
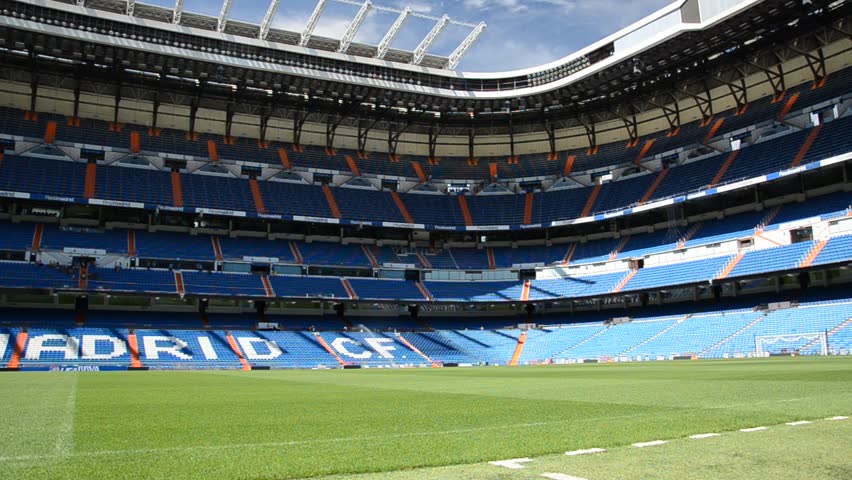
755, 332, 828, 357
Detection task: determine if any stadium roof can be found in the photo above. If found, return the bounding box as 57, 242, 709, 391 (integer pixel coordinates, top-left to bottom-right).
0, 0, 848, 137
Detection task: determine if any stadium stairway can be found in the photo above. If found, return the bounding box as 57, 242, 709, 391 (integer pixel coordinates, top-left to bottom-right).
32, 224, 43, 252
709, 151, 739, 188
322, 185, 342, 219
638, 168, 668, 205
170, 171, 184, 207
801, 317, 852, 352
225, 332, 252, 371
699, 313, 768, 357
458, 195, 474, 226
619, 314, 692, 356
249, 178, 267, 214
6, 330, 27, 369
389, 191, 414, 224
393, 333, 437, 366
717, 252, 746, 280
523, 193, 534, 225
612, 270, 637, 293
799, 239, 830, 268
508, 331, 527, 366
84, 161, 97, 199
580, 184, 602, 217
777, 92, 799, 120
790, 124, 822, 168
415, 282, 433, 302
127, 330, 143, 368
550, 326, 608, 359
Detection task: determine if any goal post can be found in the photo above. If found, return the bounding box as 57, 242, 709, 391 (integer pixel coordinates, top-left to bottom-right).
755, 332, 828, 357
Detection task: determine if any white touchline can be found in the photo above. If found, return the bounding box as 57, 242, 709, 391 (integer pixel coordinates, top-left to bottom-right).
632, 440, 667, 448
565, 448, 607, 456
785, 421, 812, 426
689, 433, 721, 439
826, 416, 848, 421
489, 458, 532, 470
54, 376, 78, 458
541, 473, 589, 480
739, 427, 768, 432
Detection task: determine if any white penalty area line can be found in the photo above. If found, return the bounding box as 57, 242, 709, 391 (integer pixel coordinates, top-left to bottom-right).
739, 426, 768, 432
785, 420, 812, 426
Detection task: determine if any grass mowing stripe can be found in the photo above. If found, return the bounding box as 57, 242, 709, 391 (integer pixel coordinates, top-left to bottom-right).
0, 357, 849, 480
0, 411, 652, 463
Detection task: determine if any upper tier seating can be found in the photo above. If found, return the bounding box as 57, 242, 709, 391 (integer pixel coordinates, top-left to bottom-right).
2, 66, 847, 183
0, 113, 847, 227
0, 68, 847, 229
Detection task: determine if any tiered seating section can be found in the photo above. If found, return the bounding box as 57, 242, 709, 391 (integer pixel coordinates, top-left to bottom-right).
2, 294, 850, 369
1, 189, 849, 271
0, 186, 848, 301
0, 69, 849, 228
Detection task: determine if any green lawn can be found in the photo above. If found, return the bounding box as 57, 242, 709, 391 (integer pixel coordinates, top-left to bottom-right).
0, 357, 850, 480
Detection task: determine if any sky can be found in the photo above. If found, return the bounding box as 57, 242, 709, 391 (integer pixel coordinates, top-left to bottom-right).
144, 0, 673, 72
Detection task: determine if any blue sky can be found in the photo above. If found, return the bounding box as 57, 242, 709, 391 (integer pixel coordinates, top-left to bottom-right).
145, 0, 672, 72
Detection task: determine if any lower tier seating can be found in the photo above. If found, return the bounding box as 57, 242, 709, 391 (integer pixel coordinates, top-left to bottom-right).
3, 295, 850, 368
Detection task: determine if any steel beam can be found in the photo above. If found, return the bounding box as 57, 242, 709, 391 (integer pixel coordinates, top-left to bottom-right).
339, 1, 373, 53
301, 0, 329, 47
376, 7, 410, 60
217, 0, 233, 33
357, 118, 378, 154
428, 125, 441, 160
544, 119, 556, 156
126, 0, 135, 16
173, 0, 184, 24
258, 106, 273, 145
259, 0, 282, 40
447, 22, 486, 70
412, 15, 449, 65
293, 110, 308, 146
326, 115, 345, 149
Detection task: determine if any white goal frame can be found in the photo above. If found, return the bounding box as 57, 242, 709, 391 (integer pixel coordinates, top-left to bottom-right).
755, 332, 828, 357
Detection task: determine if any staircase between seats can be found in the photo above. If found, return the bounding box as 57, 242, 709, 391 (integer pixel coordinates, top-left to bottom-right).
699, 313, 767, 356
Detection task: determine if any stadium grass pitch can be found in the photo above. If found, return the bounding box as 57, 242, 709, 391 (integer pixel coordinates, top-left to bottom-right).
0, 357, 850, 480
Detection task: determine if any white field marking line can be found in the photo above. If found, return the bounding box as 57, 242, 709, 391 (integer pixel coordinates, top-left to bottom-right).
541, 474, 589, 480
827, 416, 848, 421
565, 448, 607, 456
689, 433, 721, 439
0, 412, 646, 463
785, 420, 812, 426
488, 458, 532, 470
739, 426, 768, 432
54, 375, 78, 458
632, 440, 667, 448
